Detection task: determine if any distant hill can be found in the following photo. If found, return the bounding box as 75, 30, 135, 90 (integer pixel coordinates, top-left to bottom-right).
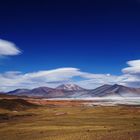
8, 89, 31, 95
6, 84, 140, 98
0, 99, 38, 111
89, 84, 140, 97
7, 84, 89, 98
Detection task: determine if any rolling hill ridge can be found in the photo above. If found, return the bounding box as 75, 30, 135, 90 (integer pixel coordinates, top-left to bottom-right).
6, 84, 140, 98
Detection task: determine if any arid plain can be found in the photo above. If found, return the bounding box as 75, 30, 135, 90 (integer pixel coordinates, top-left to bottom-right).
0, 98, 140, 140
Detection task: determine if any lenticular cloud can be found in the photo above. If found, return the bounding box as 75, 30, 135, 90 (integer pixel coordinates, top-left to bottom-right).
0, 39, 21, 56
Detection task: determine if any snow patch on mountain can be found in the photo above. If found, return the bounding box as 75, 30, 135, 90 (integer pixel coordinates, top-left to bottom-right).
56, 84, 85, 91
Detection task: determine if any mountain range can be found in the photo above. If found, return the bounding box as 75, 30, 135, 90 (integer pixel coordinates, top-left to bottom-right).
5, 84, 140, 98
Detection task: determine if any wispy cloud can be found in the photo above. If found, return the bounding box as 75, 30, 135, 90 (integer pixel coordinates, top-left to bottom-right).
122, 60, 140, 74
0, 39, 21, 56
121, 59, 140, 87
0, 68, 83, 91
0, 60, 140, 92
0, 67, 126, 91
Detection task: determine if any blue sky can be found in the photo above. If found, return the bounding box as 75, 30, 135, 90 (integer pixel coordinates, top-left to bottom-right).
0, 0, 140, 91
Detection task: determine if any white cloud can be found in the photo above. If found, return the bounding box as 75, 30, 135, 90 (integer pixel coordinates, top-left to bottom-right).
0, 39, 21, 56
127, 60, 140, 67
0, 67, 123, 92
122, 60, 140, 74
121, 59, 140, 87
0, 59, 140, 92
0, 68, 82, 91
